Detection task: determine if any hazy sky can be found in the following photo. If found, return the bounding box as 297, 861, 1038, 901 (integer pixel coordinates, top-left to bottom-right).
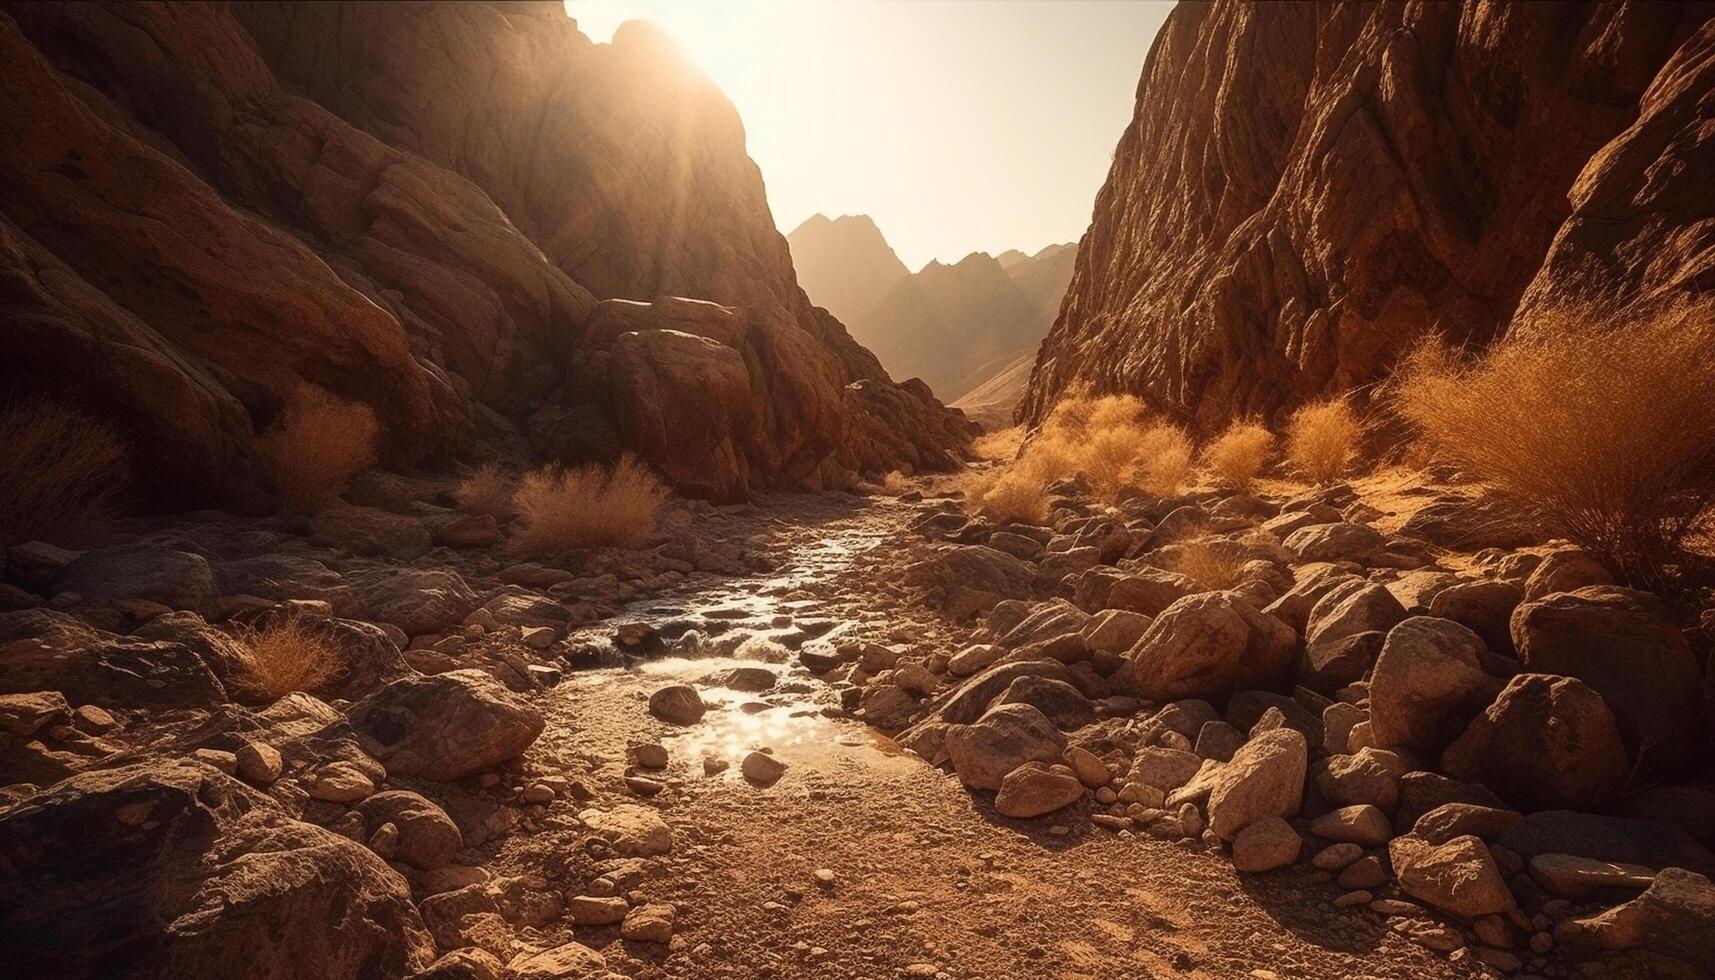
567, 1, 1171, 270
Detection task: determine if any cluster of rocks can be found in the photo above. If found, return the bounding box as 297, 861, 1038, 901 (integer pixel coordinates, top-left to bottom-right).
0, 470, 814, 977
810, 479, 1715, 975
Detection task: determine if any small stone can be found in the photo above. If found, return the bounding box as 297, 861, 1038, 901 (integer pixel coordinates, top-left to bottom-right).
1064, 746, 1110, 789
1231, 817, 1301, 872
741, 751, 788, 786
1313, 842, 1364, 871
71, 704, 118, 734
631, 742, 670, 768
569, 895, 629, 925
1337, 856, 1388, 890
1333, 890, 1372, 908
1309, 804, 1392, 847
1369, 898, 1424, 916
521, 626, 557, 650
522, 782, 557, 803
648, 684, 705, 724
624, 775, 665, 797
192, 748, 237, 774
814, 868, 837, 887
307, 761, 375, 802
620, 902, 675, 943
368, 821, 399, 859
235, 741, 284, 784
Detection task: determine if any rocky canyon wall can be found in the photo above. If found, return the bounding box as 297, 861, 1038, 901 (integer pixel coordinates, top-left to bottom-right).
1021, 0, 1715, 430
0, 1, 970, 508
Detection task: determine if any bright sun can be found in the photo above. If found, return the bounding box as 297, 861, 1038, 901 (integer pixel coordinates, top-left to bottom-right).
562, 0, 785, 93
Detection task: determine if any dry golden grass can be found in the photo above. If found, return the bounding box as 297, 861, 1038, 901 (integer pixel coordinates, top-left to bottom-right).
964, 391, 1206, 517
231, 617, 341, 702
1172, 539, 1249, 591
511, 454, 669, 554
256, 386, 378, 514
877, 470, 910, 496
1286, 397, 1363, 484
1202, 421, 1275, 490
1133, 423, 1193, 497
1392, 309, 1715, 588
454, 463, 514, 518
0, 397, 128, 546
971, 425, 1026, 460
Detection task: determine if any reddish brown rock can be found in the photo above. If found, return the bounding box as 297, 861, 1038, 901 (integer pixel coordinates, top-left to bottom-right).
1020, 2, 1715, 429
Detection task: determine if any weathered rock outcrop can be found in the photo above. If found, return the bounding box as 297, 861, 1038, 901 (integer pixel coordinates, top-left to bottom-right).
1021, 1, 1715, 429
0, 1, 971, 508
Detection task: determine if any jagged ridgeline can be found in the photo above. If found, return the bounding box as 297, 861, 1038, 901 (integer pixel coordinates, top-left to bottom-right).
0, 1, 975, 509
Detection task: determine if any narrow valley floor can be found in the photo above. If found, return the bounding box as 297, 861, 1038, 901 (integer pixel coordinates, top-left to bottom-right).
488, 492, 1464, 979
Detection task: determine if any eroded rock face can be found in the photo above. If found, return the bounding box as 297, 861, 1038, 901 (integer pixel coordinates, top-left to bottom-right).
0, 1, 971, 507
1020, 2, 1715, 429
0, 760, 434, 978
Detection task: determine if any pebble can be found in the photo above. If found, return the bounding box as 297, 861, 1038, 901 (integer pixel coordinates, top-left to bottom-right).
741, 750, 789, 786
235, 741, 284, 784
814, 868, 837, 887
306, 761, 375, 802
568, 895, 629, 925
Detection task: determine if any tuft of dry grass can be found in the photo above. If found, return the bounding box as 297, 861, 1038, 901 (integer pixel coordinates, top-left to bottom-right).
1133, 423, 1193, 497
511, 454, 670, 554
0, 397, 128, 546
971, 426, 1026, 460
454, 463, 514, 518
1172, 539, 1249, 591
1392, 309, 1715, 588
1202, 421, 1275, 490
1286, 397, 1363, 484
256, 386, 378, 514
877, 470, 910, 496
230, 617, 341, 702
963, 391, 1199, 517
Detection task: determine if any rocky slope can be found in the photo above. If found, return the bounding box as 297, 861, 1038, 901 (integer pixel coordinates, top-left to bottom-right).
785, 214, 910, 326
1021, 1, 1715, 430
0, 1, 971, 508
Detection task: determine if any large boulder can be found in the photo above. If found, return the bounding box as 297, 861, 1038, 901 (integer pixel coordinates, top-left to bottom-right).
356, 568, 479, 637
1282, 523, 1388, 565
606, 328, 756, 502
1441, 673, 1629, 812
347, 670, 544, 780
1368, 617, 1502, 755
906, 545, 1036, 620
1497, 810, 1715, 875
945, 703, 1067, 791
1077, 567, 1198, 617
1300, 582, 1406, 692
0, 760, 433, 977
994, 762, 1086, 818
1557, 868, 1715, 973
1512, 586, 1707, 776
0, 609, 227, 708
1427, 580, 1523, 658
1173, 728, 1307, 840
52, 545, 217, 612
1121, 593, 1297, 703
1389, 833, 1515, 919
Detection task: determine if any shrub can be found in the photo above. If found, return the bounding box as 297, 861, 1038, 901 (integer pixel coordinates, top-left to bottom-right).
511, 454, 669, 554
454, 463, 514, 518
1286, 397, 1363, 484
1392, 310, 1715, 587
256, 386, 378, 514
1134, 423, 1194, 497
967, 467, 1052, 525
0, 397, 128, 546
971, 426, 1026, 460
1172, 539, 1248, 591
1202, 421, 1275, 490
231, 617, 341, 702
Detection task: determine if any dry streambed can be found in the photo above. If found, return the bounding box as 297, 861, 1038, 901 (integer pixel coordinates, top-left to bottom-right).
1, 475, 1711, 979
